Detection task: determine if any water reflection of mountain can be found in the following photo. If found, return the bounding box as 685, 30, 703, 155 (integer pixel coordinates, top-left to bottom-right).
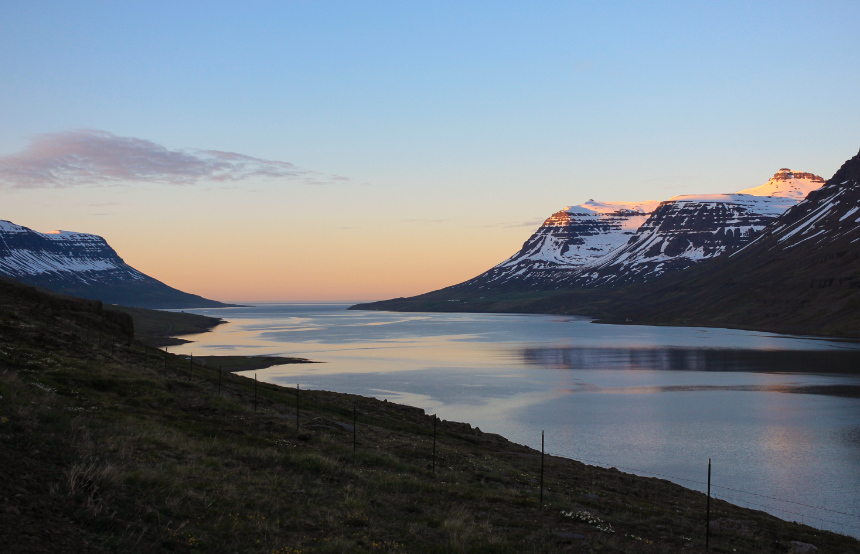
519, 347, 860, 374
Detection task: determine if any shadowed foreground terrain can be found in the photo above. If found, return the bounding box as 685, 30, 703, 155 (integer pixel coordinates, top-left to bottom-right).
1, 279, 857, 553
107, 305, 228, 347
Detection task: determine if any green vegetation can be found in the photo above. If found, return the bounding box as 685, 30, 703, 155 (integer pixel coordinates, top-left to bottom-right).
108, 305, 316, 370
194, 355, 317, 372
1, 279, 858, 553
108, 305, 226, 346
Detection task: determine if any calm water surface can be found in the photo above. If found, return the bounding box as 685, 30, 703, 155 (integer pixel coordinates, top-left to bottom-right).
170, 303, 860, 536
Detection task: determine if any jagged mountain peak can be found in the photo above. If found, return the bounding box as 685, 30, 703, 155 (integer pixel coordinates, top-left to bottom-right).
741, 149, 860, 252
0, 219, 28, 233
735, 168, 824, 199
356, 147, 860, 339
771, 168, 824, 181
828, 147, 860, 187
449, 165, 827, 292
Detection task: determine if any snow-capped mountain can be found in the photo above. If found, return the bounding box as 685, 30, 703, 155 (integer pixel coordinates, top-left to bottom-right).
460, 200, 660, 288
581, 169, 824, 286
353, 148, 860, 338
735, 169, 825, 199
455, 169, 824, 291
744, 165, 860, 252
586, 148, 860, 336
0, 220, 229, 308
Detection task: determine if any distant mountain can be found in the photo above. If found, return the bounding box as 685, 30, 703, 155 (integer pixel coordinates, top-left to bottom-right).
588, 149, 860, 335
461, 200, 659, 290
352, 150, 860, 338
0, 220, 231, 308
450, 169, 824, 292
582, 169, 825, 286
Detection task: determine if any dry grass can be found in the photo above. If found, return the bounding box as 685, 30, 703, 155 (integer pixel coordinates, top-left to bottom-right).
1, 284, 858, 553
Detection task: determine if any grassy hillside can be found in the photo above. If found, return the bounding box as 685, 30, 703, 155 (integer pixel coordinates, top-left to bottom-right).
108, 305, 226, 346
1, 279, 857, 553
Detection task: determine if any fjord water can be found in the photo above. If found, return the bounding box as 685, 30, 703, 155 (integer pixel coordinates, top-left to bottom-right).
171, 304, 860, 536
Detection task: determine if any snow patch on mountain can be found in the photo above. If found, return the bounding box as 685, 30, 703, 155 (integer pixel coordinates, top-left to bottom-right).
735, 169, 825, 200
456, 169, 826, 291
0, 220, 142, 279
0, 218, 228, 308
463, 198, 665, 291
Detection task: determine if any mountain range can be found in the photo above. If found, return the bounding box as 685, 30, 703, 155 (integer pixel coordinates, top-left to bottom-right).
0, 220, 230, 308
455, 169, 825, 291
353, 150, 860, 338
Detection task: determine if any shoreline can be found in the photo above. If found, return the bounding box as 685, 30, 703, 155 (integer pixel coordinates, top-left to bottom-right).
349, 302, 860, 341
125, 301, 860, 534
194, 354, 320, 372
3, 282, 858, 550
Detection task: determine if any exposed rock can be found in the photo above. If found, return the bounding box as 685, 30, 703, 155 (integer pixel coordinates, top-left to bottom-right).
709, 517, 757, 536
789, 540, 818, 554
444, 169, 824, 292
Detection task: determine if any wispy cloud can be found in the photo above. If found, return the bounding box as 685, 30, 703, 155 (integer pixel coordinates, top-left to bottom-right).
479, 219, 546, 229
402, 218, 452, 224
0, 129, 348, 188
86, 201, 122, 207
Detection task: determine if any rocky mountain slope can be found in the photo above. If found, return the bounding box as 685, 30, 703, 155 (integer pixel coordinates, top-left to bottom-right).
452, 169, 824, 292
0, 220, 230, 308
460, 200, 660, 290
581, 148, 860, 335
353, 150, 860, 338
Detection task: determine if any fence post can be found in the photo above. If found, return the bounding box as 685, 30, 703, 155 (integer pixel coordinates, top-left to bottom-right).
144, 346, 148, 370
296, 384, 300, 432
540, 430, 545, 508
218, 366, 222, 397
706, 458, 711, 551
432, 414, 437, 474
353, 401, 357, 453
254, 373, 258, 413
189, 353, 193, 381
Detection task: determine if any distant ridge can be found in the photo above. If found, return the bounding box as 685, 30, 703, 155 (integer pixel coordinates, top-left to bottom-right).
0, 219, 233, 309
431, 168, 825, 293
351, 153, 860, 337
592, 147, 860, 335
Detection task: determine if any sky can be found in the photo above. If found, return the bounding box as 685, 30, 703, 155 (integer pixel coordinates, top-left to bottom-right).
1, 1, 859, 302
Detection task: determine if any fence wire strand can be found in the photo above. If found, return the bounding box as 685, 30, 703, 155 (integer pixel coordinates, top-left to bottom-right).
148, 348, 860, 547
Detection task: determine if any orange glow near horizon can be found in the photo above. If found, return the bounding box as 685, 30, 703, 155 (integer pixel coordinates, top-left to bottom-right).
82, 192, 532, 302
125, 229, 518, 303
0, 178, 545, 303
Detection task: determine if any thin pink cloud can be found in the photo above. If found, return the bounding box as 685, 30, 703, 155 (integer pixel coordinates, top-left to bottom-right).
0, 129, 346, 188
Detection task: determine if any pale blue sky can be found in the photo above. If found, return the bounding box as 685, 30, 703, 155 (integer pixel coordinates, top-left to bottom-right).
1, 1, 859, 300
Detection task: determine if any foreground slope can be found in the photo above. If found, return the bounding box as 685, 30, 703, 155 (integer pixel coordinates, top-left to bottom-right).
0, 219, 231, 308
1, 280, 854, 552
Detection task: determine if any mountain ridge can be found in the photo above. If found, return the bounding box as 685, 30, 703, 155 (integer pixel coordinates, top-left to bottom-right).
351, 155, 860, 338
436, 168, 825, 292
0, 219, 233, 309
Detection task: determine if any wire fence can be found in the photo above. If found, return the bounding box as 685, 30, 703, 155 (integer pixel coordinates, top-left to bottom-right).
31, 313, 859, 553
557, 453, 860, 537
143, 346, 859, 552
